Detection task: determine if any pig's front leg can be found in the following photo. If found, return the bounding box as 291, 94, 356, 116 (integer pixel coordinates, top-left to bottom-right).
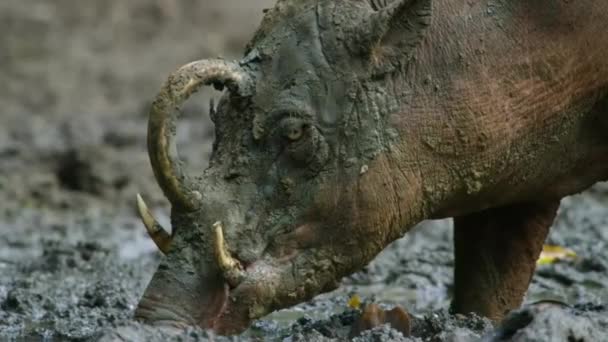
451, 201, 561, 321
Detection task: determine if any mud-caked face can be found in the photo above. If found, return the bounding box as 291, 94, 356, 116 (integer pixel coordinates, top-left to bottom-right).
136, 0, 432, 335
194, 6, 370, 331
212, 10, 352, 248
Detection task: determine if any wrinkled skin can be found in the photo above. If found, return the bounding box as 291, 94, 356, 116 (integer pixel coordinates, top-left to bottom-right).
135, 0, 608, 335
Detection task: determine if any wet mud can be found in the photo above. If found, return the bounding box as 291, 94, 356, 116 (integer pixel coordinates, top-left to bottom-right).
1, 1, 607, 341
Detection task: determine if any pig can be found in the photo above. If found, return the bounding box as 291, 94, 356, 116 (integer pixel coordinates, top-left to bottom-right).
133, 0, 608, 336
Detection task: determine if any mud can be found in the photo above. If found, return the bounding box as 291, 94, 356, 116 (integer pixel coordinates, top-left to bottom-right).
1, 1, 607, 341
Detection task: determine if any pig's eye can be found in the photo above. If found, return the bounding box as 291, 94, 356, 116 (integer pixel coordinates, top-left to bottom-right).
280, 117, 307, 142
277, 116, 328, 171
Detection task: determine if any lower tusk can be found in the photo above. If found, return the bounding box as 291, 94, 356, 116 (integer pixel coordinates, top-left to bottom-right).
213, 221, 245, 287
136, 194, 172, 254
213, 221, 238, 269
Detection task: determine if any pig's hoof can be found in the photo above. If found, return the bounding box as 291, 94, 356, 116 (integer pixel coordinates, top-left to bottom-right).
349, 303, 411, 338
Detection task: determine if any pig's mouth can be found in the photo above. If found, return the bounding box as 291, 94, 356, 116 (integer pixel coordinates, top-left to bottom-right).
134, 277, 232, 333
135, 295, 200, 328
135, 275, 252, 334
134, 220, 312, 335
136, 284, 235, 333
135, 261, 298, 335
135, 196, 340, 335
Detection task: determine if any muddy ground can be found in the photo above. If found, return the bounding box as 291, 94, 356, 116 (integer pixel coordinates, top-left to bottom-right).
1, 1, 607, 341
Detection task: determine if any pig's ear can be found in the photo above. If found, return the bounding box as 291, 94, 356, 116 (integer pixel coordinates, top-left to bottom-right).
354, 0, 432, 68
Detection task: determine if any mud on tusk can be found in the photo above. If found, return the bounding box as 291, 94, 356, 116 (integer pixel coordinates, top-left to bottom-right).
136, 194, 172, 254
213, 221, 245, 287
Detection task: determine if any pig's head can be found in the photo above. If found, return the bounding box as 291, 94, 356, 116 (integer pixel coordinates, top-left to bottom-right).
135, 0, 431, 335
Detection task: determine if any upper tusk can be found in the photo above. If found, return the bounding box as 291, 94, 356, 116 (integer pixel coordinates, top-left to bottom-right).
213, 221, 245, 287
136, 194, 172, 254
147, 59, 252, 211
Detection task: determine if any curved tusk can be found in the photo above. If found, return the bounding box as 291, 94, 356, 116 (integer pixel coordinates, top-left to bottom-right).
136, 194, 172, 254
213, 221, 238, 269
213, 221, 245, 287
148, 59, 252, 211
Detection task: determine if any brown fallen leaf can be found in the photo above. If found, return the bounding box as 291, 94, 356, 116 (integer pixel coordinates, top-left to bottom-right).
349, 303, 411, 338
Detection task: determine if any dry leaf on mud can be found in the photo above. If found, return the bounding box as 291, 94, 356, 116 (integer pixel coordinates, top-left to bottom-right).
537, 245, 577, 265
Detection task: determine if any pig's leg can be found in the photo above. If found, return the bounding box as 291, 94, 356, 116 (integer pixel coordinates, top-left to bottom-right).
451, 201, 560, 321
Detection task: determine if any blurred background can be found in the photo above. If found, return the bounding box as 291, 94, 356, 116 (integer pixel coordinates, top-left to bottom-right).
1, 0, 274, 116
0, 0, 274, 216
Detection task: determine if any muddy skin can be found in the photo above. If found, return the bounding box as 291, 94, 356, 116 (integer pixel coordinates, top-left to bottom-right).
134, 0, 608, 336
2, 0, 608, 341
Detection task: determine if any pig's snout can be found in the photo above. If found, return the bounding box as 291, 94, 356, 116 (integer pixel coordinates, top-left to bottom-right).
135, 295, 195, 328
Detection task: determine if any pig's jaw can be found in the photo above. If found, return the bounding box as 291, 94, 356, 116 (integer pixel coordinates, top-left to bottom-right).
135, 277, 275, 335
134, 259, 279, 335
134, 283, 232, 328
135, 250, 321, 335
135, 296, 198, 328
133, 261, 236, 333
